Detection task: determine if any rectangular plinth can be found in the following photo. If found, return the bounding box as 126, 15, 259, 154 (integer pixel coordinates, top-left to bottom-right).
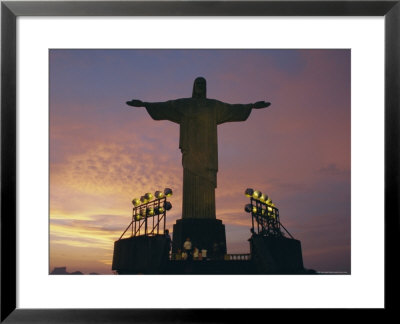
112, 235, 169, 274
250, 235, 305, 274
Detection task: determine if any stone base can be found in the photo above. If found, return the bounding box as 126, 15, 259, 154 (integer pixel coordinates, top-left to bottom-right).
250, 235, 305, 274
112, 235, 169, 274
172, 219, 227, 257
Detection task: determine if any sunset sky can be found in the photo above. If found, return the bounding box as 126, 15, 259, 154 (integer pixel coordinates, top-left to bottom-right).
49, 49, 350, 274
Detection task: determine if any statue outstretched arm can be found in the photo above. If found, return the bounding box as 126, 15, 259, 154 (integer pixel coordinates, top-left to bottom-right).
216, 100, 271, 124
225, 101, 271, 109
252, 101, 271, 109
126, 99, 147, 107
126, 99, 182, 123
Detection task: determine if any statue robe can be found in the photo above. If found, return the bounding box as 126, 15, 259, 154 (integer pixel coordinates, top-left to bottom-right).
145, 98, 252, 219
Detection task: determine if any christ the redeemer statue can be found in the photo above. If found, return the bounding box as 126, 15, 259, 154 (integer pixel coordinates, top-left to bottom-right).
127, 77, 270, 221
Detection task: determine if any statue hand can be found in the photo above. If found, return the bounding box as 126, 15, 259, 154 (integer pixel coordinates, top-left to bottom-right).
253, 101, 271, 109
126, 99, 145, 107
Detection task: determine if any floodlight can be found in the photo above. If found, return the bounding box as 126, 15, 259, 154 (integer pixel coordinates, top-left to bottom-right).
252, 190, 261, 200
135, 214, 142, 221
266, 198, 272, 205
252, 206, 257, 214
244, 204, 253, 213
158, 206, 165, 214
140, 196, 148, 204
144, 192, 153, 201
268, 206, 273, 212
140, 208, 146, 216
147, 207, 155, 216
132, 198, 141, 207
164, 201, 172, 211
164, 188, 173, 197
155, 190, 164, 199
259, 193, 267, 203
245, 188, 254, 197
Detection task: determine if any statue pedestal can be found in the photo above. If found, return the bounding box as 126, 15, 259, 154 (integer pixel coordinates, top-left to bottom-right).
172, 219, 227, 258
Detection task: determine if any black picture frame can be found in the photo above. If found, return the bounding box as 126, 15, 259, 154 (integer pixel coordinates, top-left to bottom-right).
1, 0, 398, 321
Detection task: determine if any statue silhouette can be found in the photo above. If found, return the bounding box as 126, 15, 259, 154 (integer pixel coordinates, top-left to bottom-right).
127, 77, 270, 220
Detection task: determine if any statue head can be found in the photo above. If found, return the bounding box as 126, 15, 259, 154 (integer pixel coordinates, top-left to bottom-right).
192, 77, 207, 98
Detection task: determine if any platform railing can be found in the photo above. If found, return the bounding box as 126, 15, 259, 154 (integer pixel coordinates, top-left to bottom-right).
225, 254, 251, 261
169, 253, 251, 261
